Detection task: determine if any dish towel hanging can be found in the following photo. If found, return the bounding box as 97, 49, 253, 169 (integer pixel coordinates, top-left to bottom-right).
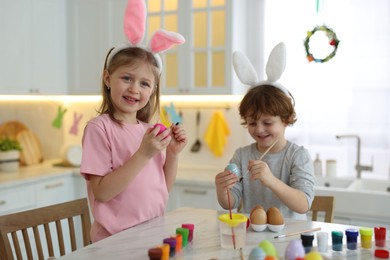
204, 110, 230, 157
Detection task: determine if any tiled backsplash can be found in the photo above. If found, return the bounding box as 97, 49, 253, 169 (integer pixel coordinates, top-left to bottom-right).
1, 96, 389, 180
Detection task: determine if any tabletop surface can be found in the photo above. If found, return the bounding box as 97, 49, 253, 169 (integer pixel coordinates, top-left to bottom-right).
60, 207, 389, 260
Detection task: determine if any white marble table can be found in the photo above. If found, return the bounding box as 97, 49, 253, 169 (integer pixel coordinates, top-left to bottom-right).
60, 207, 389, 260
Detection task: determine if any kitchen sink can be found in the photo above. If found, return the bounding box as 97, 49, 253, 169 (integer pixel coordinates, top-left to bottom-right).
315, 177, 390, 223
347, 179, 390, 193
314, 176, 354, 189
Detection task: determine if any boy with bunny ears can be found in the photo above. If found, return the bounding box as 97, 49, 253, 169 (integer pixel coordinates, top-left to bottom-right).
80, 0, 187, 242
215, 43, 315, 220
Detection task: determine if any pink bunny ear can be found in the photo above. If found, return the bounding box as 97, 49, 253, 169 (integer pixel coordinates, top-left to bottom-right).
123, 0, 146, 45
149, 29, 185, 54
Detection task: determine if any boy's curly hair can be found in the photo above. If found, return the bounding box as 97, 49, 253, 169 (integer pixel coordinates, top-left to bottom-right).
239, 85, 297, 126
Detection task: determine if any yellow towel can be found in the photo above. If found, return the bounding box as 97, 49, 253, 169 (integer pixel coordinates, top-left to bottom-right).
204, 110, 230, 157
159, 107, 171, 128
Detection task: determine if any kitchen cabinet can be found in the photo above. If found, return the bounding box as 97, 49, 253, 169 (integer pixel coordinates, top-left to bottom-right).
66, 0, 122, 94
35, 175, 75, 207
66, 0, 248, 95
150, 0, 246, 95
0, 0, 68, 94
0, 183, 36, 214
167, 183, 219, 211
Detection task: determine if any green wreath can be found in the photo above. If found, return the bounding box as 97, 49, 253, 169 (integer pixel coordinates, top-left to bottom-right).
304, 25, 340, 63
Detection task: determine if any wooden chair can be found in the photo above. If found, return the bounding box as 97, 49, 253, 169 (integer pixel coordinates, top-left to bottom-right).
0, 198, 91, 260
310, 195, 335, 223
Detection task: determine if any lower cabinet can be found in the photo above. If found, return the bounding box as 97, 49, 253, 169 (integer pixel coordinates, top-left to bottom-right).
167, 183, 219, 211
0, 172, 88, 259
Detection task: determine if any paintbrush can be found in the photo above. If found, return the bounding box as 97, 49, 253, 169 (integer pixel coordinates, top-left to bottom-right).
274, 227, 321, 239
259, 138, 280, 160
226, 190, 236, 249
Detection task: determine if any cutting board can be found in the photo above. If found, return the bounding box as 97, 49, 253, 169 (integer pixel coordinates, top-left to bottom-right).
0, 121, 28, 139
16, 130, 43, 165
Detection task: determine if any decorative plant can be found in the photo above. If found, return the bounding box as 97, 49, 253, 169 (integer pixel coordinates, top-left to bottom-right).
0, 138, 22, 152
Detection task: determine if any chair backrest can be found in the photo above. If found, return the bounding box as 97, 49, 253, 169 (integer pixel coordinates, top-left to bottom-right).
310, 195, 335, 223
0, 198, 91, 260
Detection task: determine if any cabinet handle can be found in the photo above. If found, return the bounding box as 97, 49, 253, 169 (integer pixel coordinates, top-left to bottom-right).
45, 181, 64, 189
0, 200, 6, 206
183, 189, 207, 195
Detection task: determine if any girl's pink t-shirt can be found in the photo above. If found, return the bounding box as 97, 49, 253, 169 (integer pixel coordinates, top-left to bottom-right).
80, 114, 168, 242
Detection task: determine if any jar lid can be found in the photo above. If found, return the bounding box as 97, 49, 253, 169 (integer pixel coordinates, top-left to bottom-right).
375, 249, 389, 259
182, 223, 194, 230
148, 247, 162, 258
331, 231, 343, 238
345, 228, 359, 237
359, 227, 373, 236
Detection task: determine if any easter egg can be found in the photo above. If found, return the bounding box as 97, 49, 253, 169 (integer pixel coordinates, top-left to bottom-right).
153, 123, 167, 135
285, 240, 305, 260
267, 207, 284, 225
226, 163, 241, 178
305, 251, 323, 260
248, 247, 266, 260
259, 240, 277, 257
250, 205, 267, 225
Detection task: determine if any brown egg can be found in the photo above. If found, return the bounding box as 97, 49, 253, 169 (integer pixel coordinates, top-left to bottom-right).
250, 205, 267, 225
267, 207, 284, 225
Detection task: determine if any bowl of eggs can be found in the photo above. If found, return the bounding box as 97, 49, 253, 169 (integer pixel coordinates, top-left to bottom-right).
267, 207, 285, 232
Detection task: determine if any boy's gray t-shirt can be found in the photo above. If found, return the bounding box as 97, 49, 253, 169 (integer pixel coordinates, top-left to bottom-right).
229, 141, 315, 220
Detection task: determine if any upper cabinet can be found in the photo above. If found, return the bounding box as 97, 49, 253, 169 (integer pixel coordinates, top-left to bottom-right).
0, 0, 68, 94
148, 0, 246, 95
1, 0, 251, 95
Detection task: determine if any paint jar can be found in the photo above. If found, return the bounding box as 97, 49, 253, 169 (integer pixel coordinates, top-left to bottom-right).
316, 232, 329, 253
301, 232, 315, 253
345, 228, 359, 250
331, 231, 343, 251
182, 224, 195, 242
218, 213, 247, 249
158, 244, 170, 260
172, 234, 182, 253
148, 247, 162, 260
359, 228, 373, 249
374, 227, 387, 247
163, 237, 176, 257
176, 228, 189, 247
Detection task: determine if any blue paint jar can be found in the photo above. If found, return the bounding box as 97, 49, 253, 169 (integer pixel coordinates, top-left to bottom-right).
331, 231, 343, 251
345, 228, 359, 250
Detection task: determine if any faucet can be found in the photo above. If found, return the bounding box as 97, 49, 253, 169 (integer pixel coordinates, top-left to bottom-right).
336, 135, 373, 179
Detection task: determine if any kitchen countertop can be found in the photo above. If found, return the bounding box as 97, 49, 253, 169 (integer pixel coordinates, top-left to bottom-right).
0, 161, 217, 188
0, 160, 79, 188
59, 207, 389, 260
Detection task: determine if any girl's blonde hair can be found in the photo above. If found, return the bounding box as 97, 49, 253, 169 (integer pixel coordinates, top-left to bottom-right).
239, 85, 297, 126
98, 47, 161, 125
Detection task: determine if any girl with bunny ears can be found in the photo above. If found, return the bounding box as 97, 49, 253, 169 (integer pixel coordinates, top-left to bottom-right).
215, 43, 315, 220
80, 0, 187, 242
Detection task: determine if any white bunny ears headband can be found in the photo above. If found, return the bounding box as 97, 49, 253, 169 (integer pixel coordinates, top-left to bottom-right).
106, 0, 185, 72
232, 42, 290, 97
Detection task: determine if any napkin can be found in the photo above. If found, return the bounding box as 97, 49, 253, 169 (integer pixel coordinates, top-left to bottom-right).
204, 110, 230, 157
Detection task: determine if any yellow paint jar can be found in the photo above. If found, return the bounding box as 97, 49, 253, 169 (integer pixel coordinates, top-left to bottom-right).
359, 227, 373, 249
